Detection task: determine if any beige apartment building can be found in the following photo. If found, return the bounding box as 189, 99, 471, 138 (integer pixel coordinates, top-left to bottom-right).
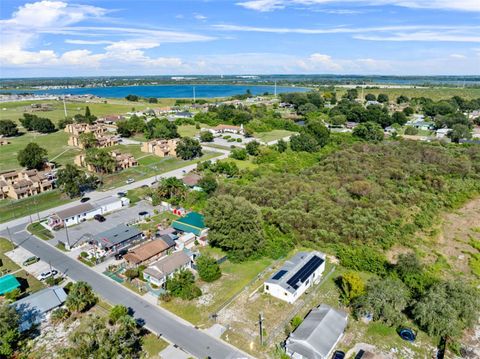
141, 139, 178, 157
74, 151, 137, 173
0, 169, 54, 200
65, 123, 118, 149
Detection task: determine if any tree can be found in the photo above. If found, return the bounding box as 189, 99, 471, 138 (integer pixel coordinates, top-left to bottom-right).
144, 118, 178, 139
276, 138, 287, 152
79, 132, 97, 149
148, 97, 158, 103
377, 93, 389, 103
403, 106, 414, 116
396, 95, 409, 104
0, 120, 19, 136
199, 131, 214, 142
196, 255, 221, 282
343, 88, 358, 101
404, 126, 418, 135
448, 124, 472, 143
85, 148, 116, 173
155, 177, 186, 204
165, 270, 201, 300
17, 142, 48, 169
246, 140, 261, 156
56, 164, 97, 198
204, 195, 264, 261
32, 117, 56, 133
0, 303, 20, 357
176, 137, 202, 160
116, 120, 132, 137
365, 93, 376, 101
50, 307, 70, 323
125, 94, 139, 101
352, 121, 384, 142
329, 114, 347, 127
354, 278, 410, 326
230, 148, 248, 160
297, 103, 318, 116
391, 111, 407, 126
124, 268, 140, 282
413, 281, 480, 338
290, 133, 318, 152
109, 305, 129, 324
305, 121, 330, 147
65, 281, 97, 313
339, 272, 365, 304
198, 174, 217, 194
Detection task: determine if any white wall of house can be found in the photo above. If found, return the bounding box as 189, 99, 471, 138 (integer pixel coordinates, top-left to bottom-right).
264, 261, 325, 304
63, 208, 102, 227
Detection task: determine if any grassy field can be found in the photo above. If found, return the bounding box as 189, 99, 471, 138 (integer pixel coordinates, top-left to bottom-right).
254, 129, 295, 143
142, 333, 169, 358
26, 222, 54, 241
0, 190, 70, 224
160, 247, 273, 325
223, 158, 258, 170
136, 211, 179, 232
0, 131, 79, 171
0, 237, 18, 275
0, 98, 175, 125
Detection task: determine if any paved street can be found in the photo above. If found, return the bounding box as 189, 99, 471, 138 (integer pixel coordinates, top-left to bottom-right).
1, 224, 248, 359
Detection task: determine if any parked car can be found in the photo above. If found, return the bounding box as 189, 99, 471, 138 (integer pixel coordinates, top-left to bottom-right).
138, 211, 148, 216
398, 328, 416, 342
125, 178, 135, 184
117, 191, 127, 197
94, 214, 106, 222
80, 197, 90, 203
38, 269, 58, 281
355, 350, 365, 359
115, 249, 128, 260
22, 256, 39, 266
332, 351, 345, 359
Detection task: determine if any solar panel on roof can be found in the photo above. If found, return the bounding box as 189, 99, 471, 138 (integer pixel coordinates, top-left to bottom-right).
287, 255, 324, 290
272, 270, 287, 280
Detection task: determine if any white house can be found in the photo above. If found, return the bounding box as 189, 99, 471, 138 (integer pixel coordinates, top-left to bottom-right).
286, 304, 348, 359
204, 124, 245, 135
143, 250, 192, 287
436, 128, 452, 139
264, 251, 326, 304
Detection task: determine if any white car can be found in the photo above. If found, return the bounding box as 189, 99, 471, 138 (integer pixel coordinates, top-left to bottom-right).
38, 269, 58, 281
125, 178, 135, 184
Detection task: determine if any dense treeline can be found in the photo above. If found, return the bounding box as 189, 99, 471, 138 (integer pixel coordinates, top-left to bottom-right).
213, 141, 480, 261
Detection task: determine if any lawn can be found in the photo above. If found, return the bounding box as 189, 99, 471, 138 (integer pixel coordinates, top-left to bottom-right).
160, 247, 273, 326
0, 99, 159, 125
0, 190, 71, 224
26, 222, 54, 240
142, 333, 169, 358
0, 237, 19, 275
254, 129, 295, 143
16, 269, 45, 295
99, 151, 219, 189
136, 211, 179, 232
178, 125, 201, 137
0, 131, 79, 171
223, 158, 258, 170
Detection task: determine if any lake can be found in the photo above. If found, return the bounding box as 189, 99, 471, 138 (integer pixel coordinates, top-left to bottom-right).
2, 84, 309, 99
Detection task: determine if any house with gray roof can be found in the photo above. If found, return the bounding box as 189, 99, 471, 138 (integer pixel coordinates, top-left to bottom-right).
286, 304, 348, 359
143, 250, 192, 287
264, 251, 326, 304
12, 286, 67, 332
92, 224, 143, 254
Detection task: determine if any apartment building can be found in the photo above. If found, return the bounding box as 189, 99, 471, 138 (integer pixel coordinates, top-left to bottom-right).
0, 169, 54, 200
141, 139, 178, 157
74, 151, 137, 173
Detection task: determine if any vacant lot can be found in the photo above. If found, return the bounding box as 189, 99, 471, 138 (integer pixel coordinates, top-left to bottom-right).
254, 129, 295, 143
0, 131, 79, 171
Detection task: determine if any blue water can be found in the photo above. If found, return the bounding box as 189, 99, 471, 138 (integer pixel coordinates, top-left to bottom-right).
2, 84, 308, 99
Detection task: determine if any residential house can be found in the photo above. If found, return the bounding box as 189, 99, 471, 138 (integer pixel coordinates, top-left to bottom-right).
92, 224, 144, 255
285, 304, 348, 359
182, 173, 202, 188
171, 212, 209, 245
74, 151, 137, 173
141, 139, 178, 157
205, 124, 245, 135
0, 169, 54, 200
12, 286, 67, 332
47, 196, 129, 229
143, 250, 192, 287
124, 238, 175, 265
264, 251, 326, 304
65, 123, 118, 148
436, 128, 452, 139
175, 232, 196, 250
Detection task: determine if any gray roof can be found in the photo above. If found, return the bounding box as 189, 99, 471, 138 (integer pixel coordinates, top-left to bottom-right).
160, 234, 177, 247
54, 203, 95, 219
286, 304, 348, 359
13, 286, 67, 331
265, 251, 325, 294
92, 196, 122, 207
93, 224, 142, 249
144, 251, 191, 280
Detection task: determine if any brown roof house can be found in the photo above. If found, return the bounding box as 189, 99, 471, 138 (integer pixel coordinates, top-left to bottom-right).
143, 251, 192, 287
124, 238, 175, 265
66, 123, 119, 148
141, 139, 178, 157
0, 169, 54, 200
182, 173, 202, 188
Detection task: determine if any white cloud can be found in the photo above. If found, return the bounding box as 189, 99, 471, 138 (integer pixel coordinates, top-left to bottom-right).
450, 54, 466, 59
237, 0, 480, 12
299, 53, 343, 71
65, 39, 113, 45
354, 32, 480, 42
194, 13, 208, 21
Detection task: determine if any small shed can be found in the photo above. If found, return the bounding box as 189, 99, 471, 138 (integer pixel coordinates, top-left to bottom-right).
172, 212, 208, 237
0, 274, 20, 295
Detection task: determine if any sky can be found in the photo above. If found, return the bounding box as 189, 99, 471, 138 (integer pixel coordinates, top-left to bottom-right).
0, 0, 479, 77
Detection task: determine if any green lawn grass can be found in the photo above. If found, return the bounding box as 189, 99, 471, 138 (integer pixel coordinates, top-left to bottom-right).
223, 158, 258, 170
178, 125, 200, 138
254, 129, 295, 143
142, 333, 169, 357
26, 222, 53, 240
0, 190, 70, 224
136, 212, 179, 232
0, 237, 19, 275
0, 131, 79, 171
16, 269, 45, 294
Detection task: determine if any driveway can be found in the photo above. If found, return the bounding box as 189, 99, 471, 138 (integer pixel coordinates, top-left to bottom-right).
5, 246, 56, 278
53, 201, 153, 247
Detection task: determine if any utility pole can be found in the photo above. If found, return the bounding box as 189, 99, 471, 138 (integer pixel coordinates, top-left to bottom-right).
6, 226, 15, 250
259, 312, 264, 346
64, 224, 71, 250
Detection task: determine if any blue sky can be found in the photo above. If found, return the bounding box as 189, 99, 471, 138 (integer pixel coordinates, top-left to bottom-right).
1, 0, 479, 77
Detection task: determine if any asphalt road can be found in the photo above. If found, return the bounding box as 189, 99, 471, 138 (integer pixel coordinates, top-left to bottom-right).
2, 224, 248, 359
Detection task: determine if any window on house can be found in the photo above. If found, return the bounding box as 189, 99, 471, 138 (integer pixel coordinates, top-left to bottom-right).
265, 285, 269, 290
